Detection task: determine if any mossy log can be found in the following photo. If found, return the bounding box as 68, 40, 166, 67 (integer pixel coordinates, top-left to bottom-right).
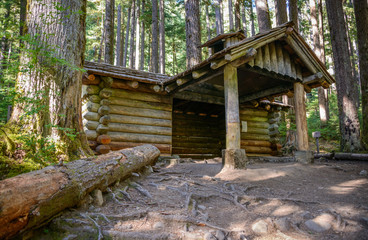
0, 145, 160, 239
97, 135, 111, 145
246, 121, 270, 129
96, 144, 111, 154
108, 123, 172, 136
86, 85, 100, 95
85, 120, 99, 130
108, 105, 172, 120
83, 112, 100, 121
241, 133, 270, 141
239, 108, 268, 117
246, 127, 269, 135
101, 88, 171, 104
106, 114, 172, 127
241, 140, 272, 147
89, 95, 101, 103
108, 132, 172, 144
85, 130, 98, 140
103, 97, 172, 111
240, 115, 268, 122
242, 145, 273, 154
87, 102, 101, 112
109, 142, 171, 154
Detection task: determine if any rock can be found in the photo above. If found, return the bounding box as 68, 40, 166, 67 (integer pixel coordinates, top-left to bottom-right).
274, 217, 290, 232
305, 213, 334, 233
215, 230, 226, 240
252, 220, 268, 234
78, 194, 93, 208
153, 222, 165, 230
300, 211, 313, 219
198, 205, 206, 210
359, 217, 368, 228
204, 232, 216, 240
91, 189, 103, 206
359, 170, 367, 176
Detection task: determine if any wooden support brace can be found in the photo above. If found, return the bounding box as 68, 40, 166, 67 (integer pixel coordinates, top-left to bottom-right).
192, 69, 209, 79
176, 79, 189, 86
302, 72, 323, 84
294, 82, 309, 151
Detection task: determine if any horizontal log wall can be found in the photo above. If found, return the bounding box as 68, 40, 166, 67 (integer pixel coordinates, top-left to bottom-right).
83, 79, 173, 154
172, 112, 225, 159
239, 107, 273, 156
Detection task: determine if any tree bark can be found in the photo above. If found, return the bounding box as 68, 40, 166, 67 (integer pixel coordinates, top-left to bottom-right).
129, 0, 136, 69
151, 0, 159, 72
0, 144, 160, 239
214, 0, 224, 35
135, 0, 141, 69
274, 0, 287, 26
104, 0, 115, 64
288, 0, 299, 32
115, 4, 122, 66
205, 4, 212, 55
241, 1, 248, 37
234, 0, 241, 30
228, 0, 234, 31
0, 2, 10, 78
122, 7, 131, 68
184, 0, 202, 68
250, 0, 255, 35
139, 0, 145, 70
119, 7, 125, 66
159, 0, 165, 74
255, 0, 272, 32
353, 0, 368, 149
97, 17, 105, 63
326, 0, 362, 152
10, 0, 92, 159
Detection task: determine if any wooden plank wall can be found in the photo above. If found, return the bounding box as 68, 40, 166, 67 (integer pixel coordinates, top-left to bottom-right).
239, 107, 272, 156
83, 81, 172, 154
172, 112, 225, 159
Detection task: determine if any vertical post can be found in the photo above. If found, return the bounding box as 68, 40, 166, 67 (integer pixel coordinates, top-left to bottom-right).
294, 82, 313, 163
222, 64, 246, 169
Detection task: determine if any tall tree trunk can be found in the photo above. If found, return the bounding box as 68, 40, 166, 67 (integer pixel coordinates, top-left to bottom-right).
288, 0, 299, 32
205, 4, 212, 55
151, 0, 159, 73
274, 0, 287, 25
104, 0, 115, 64
10, 0, 92, 159
159, 0, 165, 74
250, 0, 255, 35
184, 0, 202, 68
0, 3, 10, 78
310, 0, 329, 124
97, 17, 105, 63
234, 0, 241, 30
255, 0, 271, 32
135, 0, 141, 69
122, 7, 131, 68
119, 7, 125, 66
241, 2, 248, 37
139, 0, 145, 70
129, 0, 136, 69
115, 4, 122, 66
228, 0, 234, 31
353, 0, 368, 149
326, 0, 362, 152
214, 0, 224, 35
20, 0, 27, 46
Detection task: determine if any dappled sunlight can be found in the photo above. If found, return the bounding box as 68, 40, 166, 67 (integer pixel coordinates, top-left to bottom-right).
215, 168, 287, 182
272, 204, 301, 217
328, 178, 368, 195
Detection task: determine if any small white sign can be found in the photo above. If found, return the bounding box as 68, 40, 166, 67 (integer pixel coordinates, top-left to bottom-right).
242, 121, 248, 132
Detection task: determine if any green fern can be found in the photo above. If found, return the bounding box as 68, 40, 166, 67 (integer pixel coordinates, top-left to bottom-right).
0, 126, 15, 154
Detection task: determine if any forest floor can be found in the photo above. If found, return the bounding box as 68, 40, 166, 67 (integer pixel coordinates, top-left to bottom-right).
34, 157, 368, 240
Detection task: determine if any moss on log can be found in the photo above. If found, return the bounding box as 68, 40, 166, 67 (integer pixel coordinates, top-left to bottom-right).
0, 145, 160, 239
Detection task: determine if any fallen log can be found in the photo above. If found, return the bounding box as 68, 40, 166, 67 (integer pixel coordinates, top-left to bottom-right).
0, 144, 160, 239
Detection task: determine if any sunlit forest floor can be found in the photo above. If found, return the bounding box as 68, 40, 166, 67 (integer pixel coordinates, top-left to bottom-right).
32, 157, 368, 240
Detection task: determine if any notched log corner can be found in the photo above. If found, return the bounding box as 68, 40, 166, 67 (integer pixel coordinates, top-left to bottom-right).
0, 144, 160, 239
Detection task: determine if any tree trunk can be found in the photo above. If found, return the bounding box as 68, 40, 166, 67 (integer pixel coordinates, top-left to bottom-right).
129, 0, 136, 69
0, 2, 10, 78
326, 0, 362, 152
274, 0, 287, 26
135, 0, 141, 69
159, 0, 165, 74
241, 1, 248, 37
115, 4, 122, 66
255, 0, 272, 32
0, 145, 160, 239
353, 0, 368, 149
205, 4, 212, 55
122, 7, 131, 68
104, 0, 115, 64
151, 0, 159, 73
139, 0, 145, 70
228, 0, 234, 31
184, 0, 202, 68
214, 0, 224, 35
288, 0, 299, 32
250, 0, 255, 35
119, 8, 125, 66
10, 0, 92, 159
234, 0, 241, 30
97, 17, 105, 63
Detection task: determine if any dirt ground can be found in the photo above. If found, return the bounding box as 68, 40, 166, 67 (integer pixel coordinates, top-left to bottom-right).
33, 157, 368, 240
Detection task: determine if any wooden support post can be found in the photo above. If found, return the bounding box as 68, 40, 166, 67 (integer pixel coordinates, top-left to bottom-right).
223, 64, 246, 169
294, 82, 313, 163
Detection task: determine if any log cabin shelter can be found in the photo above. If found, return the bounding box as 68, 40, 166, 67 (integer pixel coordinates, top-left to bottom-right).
82, 22, 335, 167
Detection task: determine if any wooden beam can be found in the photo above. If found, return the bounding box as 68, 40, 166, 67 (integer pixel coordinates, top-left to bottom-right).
175, 70, 223, 94
302, 72, 323, 84
192, 69, 209, 79
229, 48, 257, 68
243, 65, 296, 83
173, 91, 224, 105
176, 79, 189, 86
294, 82, 309, 151
224, 64, 241, 150
239, 84, 293, 103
